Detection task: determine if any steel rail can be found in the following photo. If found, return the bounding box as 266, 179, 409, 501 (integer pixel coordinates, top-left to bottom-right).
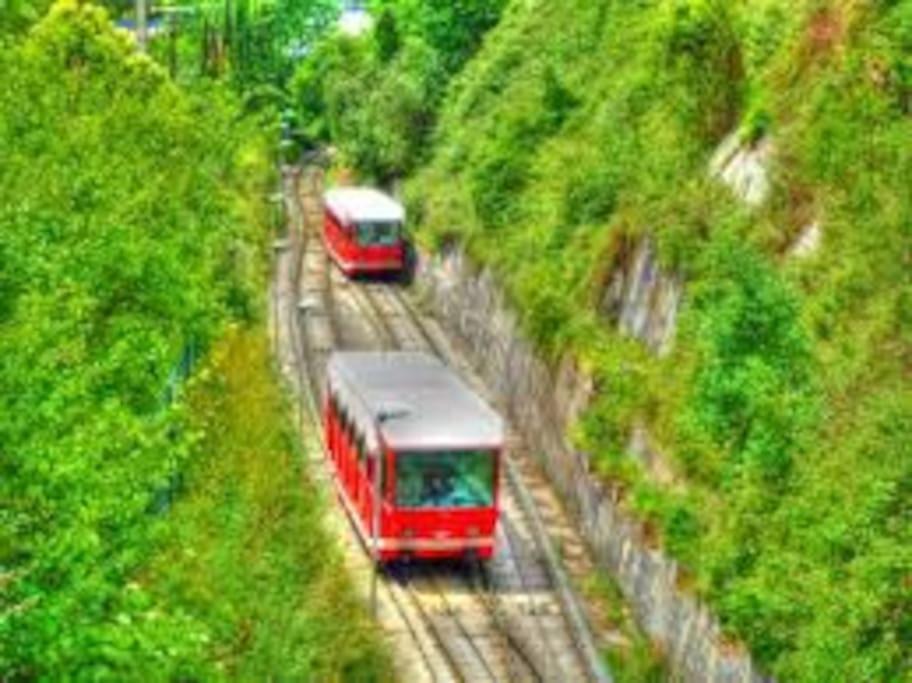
389, 285, 613, 683
413, 563, 501, 683
349, 286, 548, 682
470, 556, 546, 683
383, 564, 466, 683
492, 512, 559, 680
284, 167, 443, 683
350, 281, 399, 350
291, 163, 611, 683
377, 287, 565, 683
504, 455, 614, 683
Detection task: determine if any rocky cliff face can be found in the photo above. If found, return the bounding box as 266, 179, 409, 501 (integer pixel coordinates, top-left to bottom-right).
601, 237, 683, 356
417, 246, 767, 683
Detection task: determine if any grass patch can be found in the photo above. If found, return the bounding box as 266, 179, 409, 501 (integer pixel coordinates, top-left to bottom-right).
582, 573, 667, 683
141, 326, 391, 681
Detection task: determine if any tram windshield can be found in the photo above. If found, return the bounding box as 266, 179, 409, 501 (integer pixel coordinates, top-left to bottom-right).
356, 221, 400, 247
395, 450, 495, 509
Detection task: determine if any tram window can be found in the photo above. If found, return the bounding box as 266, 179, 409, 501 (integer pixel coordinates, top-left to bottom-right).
357, 436, 367, 465
395, 451, 494, 509
339, 407, 352, 445
347, 421, 357, 457
356, 221, 400, 247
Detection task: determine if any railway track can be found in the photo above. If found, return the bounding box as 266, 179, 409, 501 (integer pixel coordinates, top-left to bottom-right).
277, 165, 611, 683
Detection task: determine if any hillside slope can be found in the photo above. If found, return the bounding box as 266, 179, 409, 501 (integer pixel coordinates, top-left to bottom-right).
300, 0, 910, 679
0, 3, 390, 678
406, 2, 910, 680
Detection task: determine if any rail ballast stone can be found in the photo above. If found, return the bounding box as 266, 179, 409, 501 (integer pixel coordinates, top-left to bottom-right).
414, 244, 770, 683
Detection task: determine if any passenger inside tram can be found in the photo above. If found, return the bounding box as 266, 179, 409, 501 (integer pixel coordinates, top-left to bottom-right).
396, 451, 494, 508
356, 220, 400, 247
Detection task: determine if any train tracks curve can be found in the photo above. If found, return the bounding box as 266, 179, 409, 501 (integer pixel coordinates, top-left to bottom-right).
274, 165, 612, 683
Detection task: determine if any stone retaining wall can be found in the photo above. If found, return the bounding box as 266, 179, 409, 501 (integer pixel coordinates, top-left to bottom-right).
416, 245, 768, 683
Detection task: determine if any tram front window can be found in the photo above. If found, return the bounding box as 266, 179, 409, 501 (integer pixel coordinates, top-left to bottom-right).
395, 451, 494, 508
356, 221, 400, 247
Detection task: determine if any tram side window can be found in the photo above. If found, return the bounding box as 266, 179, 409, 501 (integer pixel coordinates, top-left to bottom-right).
340, 407, 352, 451
328, 395, 338, 443
356, 221, 400, 247
357, 435, 367, 466
395, 451, 494, 509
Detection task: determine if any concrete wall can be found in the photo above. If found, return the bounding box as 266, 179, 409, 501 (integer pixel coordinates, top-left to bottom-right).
416, 245, 769, 683
601, 236, 683, 356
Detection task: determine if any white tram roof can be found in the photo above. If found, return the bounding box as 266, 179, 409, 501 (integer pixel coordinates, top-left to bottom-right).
327, 352, 503, 453
324, 187, 405, 224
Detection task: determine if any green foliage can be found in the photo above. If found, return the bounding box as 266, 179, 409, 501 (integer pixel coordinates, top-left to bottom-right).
292, 31, 446, 178
134, 0, 338, 94
563, 164, 620, 228
0, 0, 54, 33
373, 5, 400, 63
293, 0, 507, 180
0, 3, 387, 678
657, 0, 745, 141
142, 328, 391, 680
680, 234, 817, 484
396, 0, 912, 679
0, 3, 256, 674
373, 0, 507, 74
468, 132, 529, 230
226, 0, 338, 89
739, 0, 795, 76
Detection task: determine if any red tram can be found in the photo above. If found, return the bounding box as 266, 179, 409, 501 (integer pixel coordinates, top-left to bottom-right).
324, 352, 504, 561
322, 187, 406, 276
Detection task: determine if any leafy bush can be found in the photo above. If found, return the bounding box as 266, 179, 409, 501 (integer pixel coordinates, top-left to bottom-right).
142, 328, 391, 680
293, 0, 507, 180
376, 0, 507, 75
541, 64, 580, 133
0, 3, 388, 678
563, 164, 621, 228
468, 134, 530, 229
681, 235, 817, 484
0, 0, 54, 34
658, 0, 745, 141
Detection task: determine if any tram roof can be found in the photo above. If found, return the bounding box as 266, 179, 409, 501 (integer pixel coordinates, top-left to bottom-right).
324, 187, 405, 223
327, 352, 504, 453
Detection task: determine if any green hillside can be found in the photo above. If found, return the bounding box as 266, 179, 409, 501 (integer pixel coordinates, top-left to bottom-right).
0, 2, 389, 679
299, 0, 911, 679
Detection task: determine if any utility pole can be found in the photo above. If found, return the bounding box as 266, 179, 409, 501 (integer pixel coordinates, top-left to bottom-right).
136, 0, 149, 53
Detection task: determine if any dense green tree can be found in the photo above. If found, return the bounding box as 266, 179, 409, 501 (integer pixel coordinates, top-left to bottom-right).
372, 0, 506, 74
293, 0, 507, 179
0, 0, 54, 33
0, 0, 393, 677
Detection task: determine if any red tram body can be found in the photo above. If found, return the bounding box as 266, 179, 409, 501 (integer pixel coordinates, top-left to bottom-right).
324, 352, 504, 561
323, 187, 405, 276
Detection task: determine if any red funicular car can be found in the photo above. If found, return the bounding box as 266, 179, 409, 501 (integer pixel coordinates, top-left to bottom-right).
323, 187, 406, 276
324, 352, 503, 561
